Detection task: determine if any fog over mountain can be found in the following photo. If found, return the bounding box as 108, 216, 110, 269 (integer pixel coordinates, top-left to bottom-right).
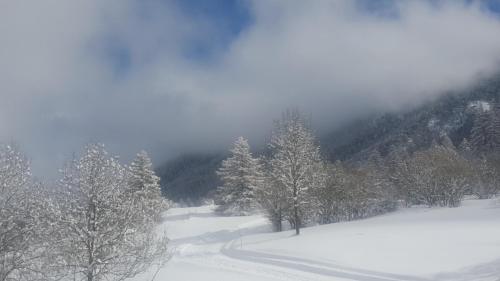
2, 0, 500, 177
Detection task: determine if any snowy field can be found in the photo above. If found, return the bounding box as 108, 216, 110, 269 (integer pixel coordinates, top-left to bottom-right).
137, 199, 500, 281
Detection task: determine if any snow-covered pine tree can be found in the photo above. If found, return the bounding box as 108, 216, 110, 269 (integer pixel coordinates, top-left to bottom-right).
458, 138, 473, 159
216, 137, 263, 215
491, 101, 500, 150
269, 109, 324, 235
52, 144, 169, 281
470, 110, 495, 153
129, 150, 168, 222
468, 108, 500, 198
439, 133, 455, 149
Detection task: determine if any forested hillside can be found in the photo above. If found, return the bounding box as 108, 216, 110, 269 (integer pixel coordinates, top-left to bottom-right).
157, 153, 226, 205
158, 74, 500, 204
323, 74, 500, 162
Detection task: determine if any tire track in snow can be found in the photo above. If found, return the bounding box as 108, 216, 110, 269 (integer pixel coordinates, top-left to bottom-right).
168, 216, 328, 281
221, 239, 431, 281
174, 245, 326, 281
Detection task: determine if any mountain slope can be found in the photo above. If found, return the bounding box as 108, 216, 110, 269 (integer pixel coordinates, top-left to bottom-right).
158, 74, 500, 204
323, 74, 500, 162
157, 153, 225, 205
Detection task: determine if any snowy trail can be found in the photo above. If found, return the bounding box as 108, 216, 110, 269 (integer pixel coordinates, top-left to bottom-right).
136, 200, 500, 281
161, 207, 333, 281
221, 241, 430, 281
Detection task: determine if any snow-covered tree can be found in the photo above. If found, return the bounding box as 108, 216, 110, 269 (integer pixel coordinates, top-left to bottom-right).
472, 155, 500, 199
386, 144, 412, 205
216, 137, 263, 215
51, 144, 169, 281
0, 144, 33, 281
405, 143, 472, 207
491, 101, 500, 149
311, 161, 345, 224
439, 133, 455, 149
458, 135, 500, 199
269, 110, 324, 235
340, 166, 374, 220
254, 158, 288, 231
458, 138, 473, 159
366, 150, 393, 194
312, 159, 395, 224
129, 150, 168, 221
471, 110, 496, 153
363, 150, 398, 214
0, 144, 57, 281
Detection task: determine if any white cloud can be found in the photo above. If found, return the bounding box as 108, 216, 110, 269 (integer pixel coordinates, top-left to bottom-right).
1, 0, 500, 177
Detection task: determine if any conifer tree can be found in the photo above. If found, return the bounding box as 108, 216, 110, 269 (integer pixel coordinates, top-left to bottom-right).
458, 138, 473, 159
440, 133, 455, 149
216, 137, 263, 215
471, 110, 495, 153
492, 101, 500, 149
129, 150, 168, 221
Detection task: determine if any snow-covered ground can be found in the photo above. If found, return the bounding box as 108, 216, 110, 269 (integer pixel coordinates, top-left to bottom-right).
137, 199, 500, 281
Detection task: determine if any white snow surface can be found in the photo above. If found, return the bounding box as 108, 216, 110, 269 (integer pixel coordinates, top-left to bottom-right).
135, 199, 500, 281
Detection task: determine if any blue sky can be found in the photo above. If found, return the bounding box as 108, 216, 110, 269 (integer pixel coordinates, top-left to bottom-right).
107, 0, 500, 69
175, 0, 252, 37
104, 0, 253, 76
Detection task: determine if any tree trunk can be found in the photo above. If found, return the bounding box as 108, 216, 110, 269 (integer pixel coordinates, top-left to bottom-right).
294, 204, 300, 235
277, 209, 282, 232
